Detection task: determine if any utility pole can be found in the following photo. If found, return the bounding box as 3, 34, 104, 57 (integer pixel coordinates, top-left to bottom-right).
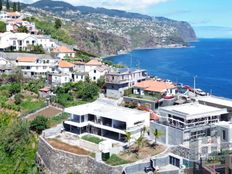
193, 75, 197, 97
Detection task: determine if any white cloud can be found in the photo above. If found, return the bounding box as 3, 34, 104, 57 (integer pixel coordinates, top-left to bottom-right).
21, 0, 168, 12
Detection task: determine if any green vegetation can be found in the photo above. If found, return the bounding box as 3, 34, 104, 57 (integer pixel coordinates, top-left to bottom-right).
17, 26, 28, 33
20, 98, 45, 114
0, 21, 6, 32
105, 154, 131, 166
23, 79, 45, 94
103, 60, 126, 68
30, 116, 49, 134
0, 113, 38, 174
13, 2, 16, 11
81, 135, 104, 144
25, 17, 75, 45
6, 0, 9, 10
0, 0, 2, 11
48, 113, 69, 127
54, 18, 62, 29
54, 80, 99, 107
25, 44, 45, 54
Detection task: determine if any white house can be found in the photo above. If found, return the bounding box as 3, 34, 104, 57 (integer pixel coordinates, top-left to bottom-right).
0, 32, 37, 51
63, 99, 150, 142
0, 32, 56, 52
6, 19, 38, 34
48, 60, 75, 85
0, 11, 21, 22
51, 46, 76, 59
153, 102, 228, 160
16, 56, 57, 79
133, 79, 177, 96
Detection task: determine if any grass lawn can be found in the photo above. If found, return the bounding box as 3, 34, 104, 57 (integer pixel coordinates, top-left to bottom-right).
20, 98, 45, 114
105, 154, 132, 166
81, 135, 104, 144
48, 113, 69, 127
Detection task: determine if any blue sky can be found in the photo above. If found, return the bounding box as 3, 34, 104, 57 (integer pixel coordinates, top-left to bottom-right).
22, 0, 232, 38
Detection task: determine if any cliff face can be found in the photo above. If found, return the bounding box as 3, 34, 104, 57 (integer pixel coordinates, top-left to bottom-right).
25, 0, 197, 56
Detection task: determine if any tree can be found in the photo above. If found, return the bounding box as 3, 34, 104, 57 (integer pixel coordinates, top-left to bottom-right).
0, 21, 6, 32
9, 82, 21, 96
77, 82, 99, 101
0, 0, 2, 11
14, 93, 22, 105
97, 76, 105, 89
54, 19, 62, 29
152, 129, 164, 147
124, 131, 132, 151
6, 0, 10, 10
17, 26, 28, 33
30, 116, 49, 134
13, 2, 17, 12
135, 134, 145, 158
17, 1, 21, 12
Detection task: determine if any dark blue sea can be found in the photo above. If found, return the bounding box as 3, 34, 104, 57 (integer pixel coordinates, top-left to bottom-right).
106, 39, 232, 99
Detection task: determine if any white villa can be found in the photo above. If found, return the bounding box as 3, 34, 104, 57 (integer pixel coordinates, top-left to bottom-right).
106, 68, 148, 99
0, 32, 56, 51
0, 11, 22, 22
6, 19, 38, 34
63, 99, 150, 142
153, 102, 228, 160
51, 46, 76, 59
16, 56, 57, 79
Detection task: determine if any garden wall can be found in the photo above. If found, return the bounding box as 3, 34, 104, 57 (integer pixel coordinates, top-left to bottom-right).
37, 136, 123, 174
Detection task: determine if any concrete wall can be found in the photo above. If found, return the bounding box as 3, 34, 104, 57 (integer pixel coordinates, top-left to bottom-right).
150, 122, 184, 145
37, 137, 123, 174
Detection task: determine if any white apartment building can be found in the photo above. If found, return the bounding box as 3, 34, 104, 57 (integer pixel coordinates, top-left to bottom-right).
63, 99, 150, 142
0, 32, 56, 51
106, 68, 148, 99
152, 102, 228, 160
6, 19, 38, 34
16, 56, 57, 79
0, 11, 21, 21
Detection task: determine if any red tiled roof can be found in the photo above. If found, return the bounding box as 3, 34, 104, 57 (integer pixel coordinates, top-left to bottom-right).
52, 46, 75, 53
16, 57, 37, 62
58, 60, 74, 68
39, 87, 50, 92
135, 80, 176, 93
86, 59, 102, 66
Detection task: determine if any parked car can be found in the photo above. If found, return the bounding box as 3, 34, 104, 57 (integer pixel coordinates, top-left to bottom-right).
195, 88, 207, 96
183, 85, 193, 92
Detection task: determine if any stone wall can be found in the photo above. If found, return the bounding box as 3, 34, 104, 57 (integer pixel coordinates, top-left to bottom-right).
37, 136, 123, 174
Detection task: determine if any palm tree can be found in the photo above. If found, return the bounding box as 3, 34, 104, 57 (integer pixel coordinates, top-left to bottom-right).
152, 129, 163, 148
124, 131, 132, 148
135, 134, 145, 158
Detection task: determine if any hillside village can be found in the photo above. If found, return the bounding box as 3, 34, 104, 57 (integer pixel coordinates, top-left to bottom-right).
1, 3, 232, 174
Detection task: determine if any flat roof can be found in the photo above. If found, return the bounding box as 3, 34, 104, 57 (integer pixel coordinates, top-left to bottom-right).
197, 95, 232, 108
64, 99, 149, 123
159, 102, 228, 119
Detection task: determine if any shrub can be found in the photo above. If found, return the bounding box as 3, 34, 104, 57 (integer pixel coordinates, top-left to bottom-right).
30, 116, 48, 134
14, 93, 22, 105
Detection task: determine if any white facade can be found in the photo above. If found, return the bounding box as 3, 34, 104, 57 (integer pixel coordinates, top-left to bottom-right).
16, 57, 57, 79
0, 11, 21, 22
0, 32, 56, 51
156, 102, 228, 159
63, 99, 150, 142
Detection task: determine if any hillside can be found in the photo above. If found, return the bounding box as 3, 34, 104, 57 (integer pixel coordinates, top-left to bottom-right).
24, 0, 197, 56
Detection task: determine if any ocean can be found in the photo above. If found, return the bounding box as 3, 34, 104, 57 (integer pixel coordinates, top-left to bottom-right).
106, 39, 232, 99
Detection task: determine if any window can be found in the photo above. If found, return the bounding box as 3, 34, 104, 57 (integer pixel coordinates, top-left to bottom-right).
94, 70, 96, 73
93, 77, 96, 80
223, 130, 226, 140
